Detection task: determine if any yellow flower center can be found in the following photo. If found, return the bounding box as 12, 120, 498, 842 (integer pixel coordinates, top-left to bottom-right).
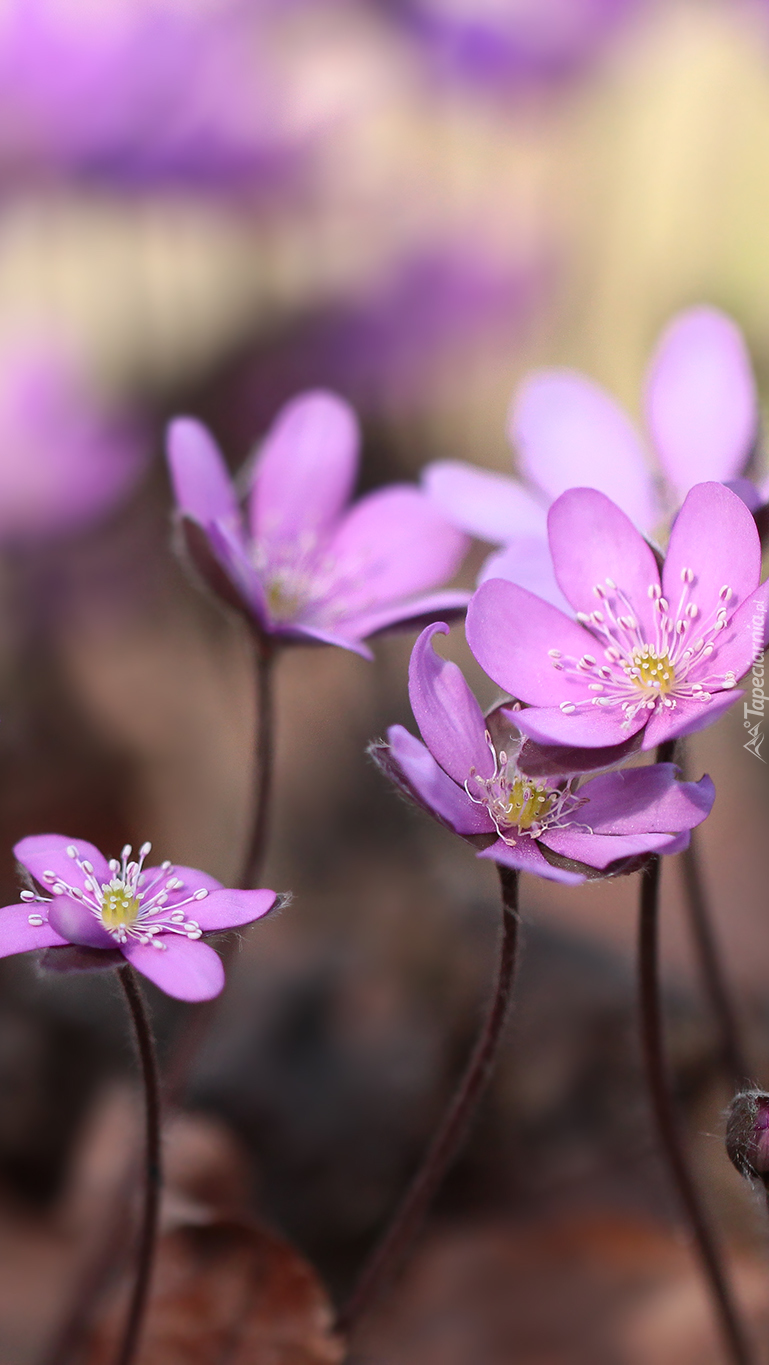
503, 775, 555, 831
626, 646, 676, 696
101, 879, 140, 928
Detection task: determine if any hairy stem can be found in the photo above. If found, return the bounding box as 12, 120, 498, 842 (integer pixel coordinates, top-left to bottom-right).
240, 632, 276, 892
337, 865, 521, 1337
638, 855, 753, 1365
680, 834, 750, 1088
114, 966, 162, 1365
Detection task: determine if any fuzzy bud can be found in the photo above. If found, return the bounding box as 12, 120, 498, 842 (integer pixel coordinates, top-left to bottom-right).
725, 1090, 769, 1183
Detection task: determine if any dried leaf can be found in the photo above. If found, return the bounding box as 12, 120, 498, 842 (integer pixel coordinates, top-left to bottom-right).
83, 1206, 344, 1365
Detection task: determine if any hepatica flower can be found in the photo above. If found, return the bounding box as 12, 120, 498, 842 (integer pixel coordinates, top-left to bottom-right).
467, 482, 769, 751
372, 624, 714, 884
0, 836, 278, 1001
424, 307, 758, 609
167, 390, 469, 658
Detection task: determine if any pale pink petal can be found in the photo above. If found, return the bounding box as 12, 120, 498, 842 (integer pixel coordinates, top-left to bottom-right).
321, 486, 467, 618
249, 391, 359, 548
640, 690, 744, 750
513, 702, 646, 748
422, 460, 548, 542
48, 896, 115, 950
408, 623, 493, 782
271, 621, 374, 659
381, 727, 495, 836
338, 590, 470, 643
477, 835, 584, 884
576, 766, 715, 833
122, 937, 225, 1001
707, 581, 769, 681
192, 887, 277, 932
540, 828, 680, 868
477, 537, 572, 613
466, 578, 601, 706
645, 307, 757, 500
662, 482, 761, 617
0, 903, 67, 958
167, 418, 240, 527
547, 488, 661, 638
14, 834, 111, 893
512, 370, 659, 531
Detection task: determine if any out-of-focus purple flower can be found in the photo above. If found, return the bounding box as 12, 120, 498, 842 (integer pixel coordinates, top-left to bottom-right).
372, 622, 714, 883
467, 482, 769, 752
0, 337, 145, 542
167, 390, 469, 658
425, 307, 758, 609
0, 834, 278, 1001
0, 0, 303, 187
383, 0, 641, 86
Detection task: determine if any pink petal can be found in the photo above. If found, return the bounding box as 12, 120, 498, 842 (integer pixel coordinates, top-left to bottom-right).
408, 623, 493, 783
547, 488, 661, 639
14, 834, 111, 894
249, 391, 359, 549
576, 766, 715, 834
384, 726, 495, 836
338, 590, 470, 644
48, 896, 115, 949
639, 690, 744, 750
466, 578, 602, 706
540, 828, 680, 868
513, 703, 646, 748
167, 418, 240, 527
662, 482, 761, 618
204, 521, 268, 624
270, 621, 374, 659
422, 460, 548, 543
321, 486, 467, 618
192, 887, 277, 932
645, 307, 757, 501
122, 937, 225, 1001
707, 581, 769, 682
477, 835, 584, 884
0, 903, 67, 958
477, 537, 572, 612
512, 370, 659, 531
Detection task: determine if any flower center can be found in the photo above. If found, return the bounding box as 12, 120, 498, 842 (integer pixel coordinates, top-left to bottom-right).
549, 571, 738, 729
100, 879, 140, 929
625, 646, 676, 697
503, 775, 555, 831
266, 574, 306, 622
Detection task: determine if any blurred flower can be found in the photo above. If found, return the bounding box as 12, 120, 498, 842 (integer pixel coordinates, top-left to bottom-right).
1, 835, 278, 1001
466, 483, 768, 752
167, 389, 469, 658
425, 306, 758, 608
382, 0, 641, 86
0, 0, 303, 186
372, 622, 714, 883
0, 337, 145, 542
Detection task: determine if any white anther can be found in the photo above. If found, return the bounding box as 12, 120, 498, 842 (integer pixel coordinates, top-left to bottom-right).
139, 842, 151, 858
19, 891, 34, 902
27, 914, 44, 927
719, 585, 733, 600
194, 888, 208, 900
605, 578, 616, 589
560, 703, 576, 713
66, 846, 77, 858
121, 845, 132, 859
548, 649, 562, 659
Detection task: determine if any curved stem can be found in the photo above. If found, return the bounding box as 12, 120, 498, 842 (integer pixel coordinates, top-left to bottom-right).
680, 834, 750, 1089
114, 965, 162, 1365
638, 855, 753, 1365
337, 865, 521, 1336
240, 632, 275, 891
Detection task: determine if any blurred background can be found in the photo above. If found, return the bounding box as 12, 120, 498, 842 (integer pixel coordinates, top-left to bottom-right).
1, 0, 769, 1360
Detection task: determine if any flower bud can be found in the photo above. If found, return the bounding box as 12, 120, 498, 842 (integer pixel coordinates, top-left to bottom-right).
725, 1090, 769, 1183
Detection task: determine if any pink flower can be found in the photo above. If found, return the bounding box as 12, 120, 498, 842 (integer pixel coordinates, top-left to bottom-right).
425, 306, 758, 610
0, 336, 145, 541
372, 624, 715, 883
0, 835, 278, 1001
167, 390, 469, 658
466, 482, 769, 752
